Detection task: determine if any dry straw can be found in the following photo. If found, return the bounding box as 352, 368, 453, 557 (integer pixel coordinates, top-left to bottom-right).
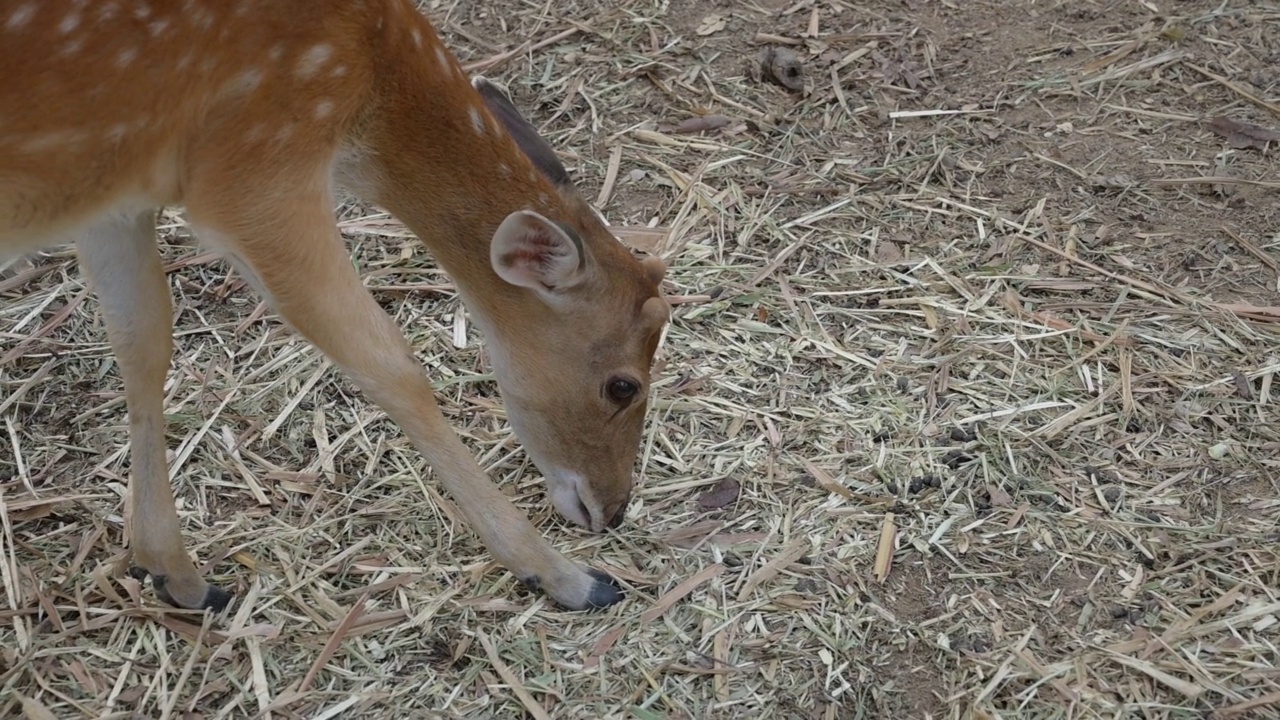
3, 0, 1279, 718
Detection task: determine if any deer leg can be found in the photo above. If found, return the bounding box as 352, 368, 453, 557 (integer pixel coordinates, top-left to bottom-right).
76, 210, 233, 612
185, 194, 622, 611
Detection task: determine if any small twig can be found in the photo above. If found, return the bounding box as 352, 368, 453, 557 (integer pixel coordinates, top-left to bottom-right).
1186, 63, 1280, 117
461, 27, 580, 74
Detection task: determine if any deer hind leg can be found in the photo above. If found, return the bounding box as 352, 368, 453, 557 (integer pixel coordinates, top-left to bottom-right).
182, 183, 622, 611
75, 210, 233, 612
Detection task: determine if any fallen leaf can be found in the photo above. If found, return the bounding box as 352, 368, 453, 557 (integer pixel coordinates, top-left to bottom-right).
875, 241, 904, 263
737, 538, 808, 601
696, 477, 741, 511
645, 563, 725, 621
10, 503, 57, 522
15, 692, 58, 720
987, 483, 1014, 508
1207, 115, 1280, 150
873, 513, 896, 582
4, 493, 99, 522
696, 14, 726, 36
1216, 303, 1280, 322
662, 520, 724, 548
1232, 370, 1254, 400
673, 114, 732, 134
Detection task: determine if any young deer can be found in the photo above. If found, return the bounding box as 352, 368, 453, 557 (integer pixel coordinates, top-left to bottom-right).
0, 0, 670, 612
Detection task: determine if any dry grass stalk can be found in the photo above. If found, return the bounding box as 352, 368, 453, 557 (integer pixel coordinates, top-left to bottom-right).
4, 0, 1280, 718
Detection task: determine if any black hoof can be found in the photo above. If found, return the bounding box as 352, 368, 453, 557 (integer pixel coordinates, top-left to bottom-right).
518, 569, 623, 610
196, 584, 236, 613
131, 567, 235, 613
584, 568, 624, 609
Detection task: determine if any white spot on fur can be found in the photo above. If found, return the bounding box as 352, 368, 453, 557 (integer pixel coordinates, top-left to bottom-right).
106, 123, 130, 142
269, 44, 285, 62
191, 8, 214, 30
315, 100, 334, 119
148, 18, 169, 36
241, 68, 264, 89
58, 11, 81, 33
411, 28, 422, 47
21, 130, 87, 153
115, 47, 138, 67
434, 45, 449, 72
498, 163, 512, 178
6, 3, 35, 31
331, 64, 348, 77
296, 43, 332, 79
133, 1, 151, 19
469, 106, 485, 136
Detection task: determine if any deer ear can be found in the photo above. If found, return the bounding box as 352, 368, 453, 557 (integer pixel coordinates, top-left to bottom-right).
473, 76, 573, 189
640, 255, 667, 286
491, 210, 586, 294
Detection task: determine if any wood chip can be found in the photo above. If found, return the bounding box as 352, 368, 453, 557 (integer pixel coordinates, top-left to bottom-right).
873, 514, 896, 583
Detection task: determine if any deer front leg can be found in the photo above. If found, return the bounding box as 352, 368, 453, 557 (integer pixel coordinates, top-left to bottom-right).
76, 211, 233, 612
187, 202, 622, 611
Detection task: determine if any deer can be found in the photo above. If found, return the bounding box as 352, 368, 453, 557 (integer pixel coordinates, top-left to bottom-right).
0, 0, 671, 613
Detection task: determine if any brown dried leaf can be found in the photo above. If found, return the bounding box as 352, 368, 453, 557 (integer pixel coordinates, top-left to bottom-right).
873, 513, 896, 582
10, 503, 56, 522
1217, 303, 1280, 322
696, 14, 727, 36
673, 114, 732, 135
697, 477, 741, 511
16, 692, 59, 720
5, 494, 98, 522
645, 563, 725, 621
987, 483, 1014, 508
1232, 370, 1254, 400
875, 241, 904, 263
1207, 115, 1280, 150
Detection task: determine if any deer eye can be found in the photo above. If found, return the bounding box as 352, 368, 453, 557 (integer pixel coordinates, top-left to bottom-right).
605, 376, 640, 404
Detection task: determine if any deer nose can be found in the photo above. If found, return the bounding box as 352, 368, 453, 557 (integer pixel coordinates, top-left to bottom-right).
549, 472, 631, 531
606, 492, 631, 529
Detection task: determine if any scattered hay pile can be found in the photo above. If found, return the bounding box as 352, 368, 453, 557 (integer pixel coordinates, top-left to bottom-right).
3, 1, 1278, 717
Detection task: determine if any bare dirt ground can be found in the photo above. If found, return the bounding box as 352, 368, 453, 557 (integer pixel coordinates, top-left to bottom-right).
3, 0, 1279, 718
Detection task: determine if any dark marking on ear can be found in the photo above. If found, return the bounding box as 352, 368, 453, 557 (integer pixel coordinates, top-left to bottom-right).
548, 217, 585, 267
473, 76, 573, 188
